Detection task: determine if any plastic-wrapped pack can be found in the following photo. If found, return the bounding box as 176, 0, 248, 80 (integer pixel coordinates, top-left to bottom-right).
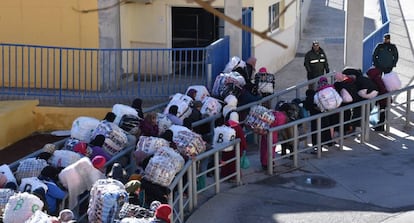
163, 93, 193, 120
213, 125, 236, 152
144, 155, 178, 187
91, 121, 128, 156
70, 116, 100, 142
134, 136, 170, 165
154, 146, 185, 173
200, 96, 223, 117
88, 178, 128, 223
245, 105, 275, 134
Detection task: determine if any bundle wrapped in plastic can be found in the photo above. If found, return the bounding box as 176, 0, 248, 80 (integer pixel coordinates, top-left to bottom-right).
245, 105, 275, 135
134, 136, 170, 165
169, 125, 206, 157
154, 146, 185, 173
144, 155, 178, 187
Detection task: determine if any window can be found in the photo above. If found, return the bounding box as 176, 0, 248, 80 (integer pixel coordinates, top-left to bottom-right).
268, 2, 280, 32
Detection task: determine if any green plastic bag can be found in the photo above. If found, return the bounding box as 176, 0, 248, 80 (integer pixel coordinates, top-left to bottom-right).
240, 151, 250, 169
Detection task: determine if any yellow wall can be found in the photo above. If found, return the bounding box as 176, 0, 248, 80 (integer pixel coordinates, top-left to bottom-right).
0, 0, 99, 47
0, 100, 111, 150
0, 0, 100, 90
0, 100, 39, 150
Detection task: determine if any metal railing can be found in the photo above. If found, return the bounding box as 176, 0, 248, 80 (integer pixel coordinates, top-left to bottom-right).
0, 38, 230, 107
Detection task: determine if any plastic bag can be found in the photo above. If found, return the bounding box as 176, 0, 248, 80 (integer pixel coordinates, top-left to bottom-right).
240, 151, 250, 169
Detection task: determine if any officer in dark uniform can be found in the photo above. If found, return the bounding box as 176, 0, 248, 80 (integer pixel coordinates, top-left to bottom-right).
372, 33, 399, 73
304, 40, 330, 90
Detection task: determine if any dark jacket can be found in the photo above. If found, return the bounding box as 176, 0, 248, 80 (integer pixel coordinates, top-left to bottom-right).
372, 42, 399, 73
304, 47, 330, 79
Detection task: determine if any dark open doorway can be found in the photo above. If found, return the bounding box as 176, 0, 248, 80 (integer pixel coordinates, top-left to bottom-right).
172, 7, 223, 48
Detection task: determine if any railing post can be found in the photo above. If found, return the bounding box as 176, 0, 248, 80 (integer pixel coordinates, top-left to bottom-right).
59, 48, 63, 104
267, 131, 273, 175
235, 142, 241, 184
214, 152, 220, 193
293, 125, 299, 167
361, 103, 368, 143
406, 90, 411, 129
338, 110, 344, 150
191, 161, 198, 207
317, 117, 322, 158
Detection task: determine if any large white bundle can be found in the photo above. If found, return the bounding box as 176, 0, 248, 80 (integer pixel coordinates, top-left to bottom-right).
163, 93, 193, 120
91, 121, 128, 156
112, 104, 139, 126
156, 113, 173, 135
49, 150, 82, 168
155, 146, 185, 173
382, 71, 401, 92
186, 85, 210, 101
3, 192, 44, 223
213, 125, 236, 152
144, 155, 178, 187
169, 125, 206, 157
201, 96, 223, 117
134, 136, 170, 165
314, 87, 342, 112
88, 178, 128, 223
59, 157, 105, 209
70, 116, 100, 142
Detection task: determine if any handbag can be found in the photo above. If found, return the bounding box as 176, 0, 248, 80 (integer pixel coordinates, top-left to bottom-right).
240, 151, 250, 169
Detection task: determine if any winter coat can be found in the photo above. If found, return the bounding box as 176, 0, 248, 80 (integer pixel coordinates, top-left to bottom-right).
304, 47, 330, 79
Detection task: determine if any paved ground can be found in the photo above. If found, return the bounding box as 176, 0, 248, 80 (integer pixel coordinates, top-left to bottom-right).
187, 0, 414, 222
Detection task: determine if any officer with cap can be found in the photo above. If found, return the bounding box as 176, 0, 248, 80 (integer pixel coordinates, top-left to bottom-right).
304, 40, 330, 90
372, 33, 399, 73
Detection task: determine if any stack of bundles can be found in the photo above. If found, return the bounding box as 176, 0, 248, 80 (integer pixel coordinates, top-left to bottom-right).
213, 125, 236, 152
144, 146, 185, 187
200, 96, 223, 117
245, 105, 276, 135
70, 116, 101, 143
88, 178, 129, 223
134, 136, 170, 165
212, 71, 246, 100
90, 120, 128, 156
185, 85, 210, 101
169, 125, 206, 157
113, 104, 142, 135
163, 93, 194, 120
156, 113, 173, 136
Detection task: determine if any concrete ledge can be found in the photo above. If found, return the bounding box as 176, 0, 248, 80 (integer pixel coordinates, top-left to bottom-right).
0, 100, 111, 150
0, 100, 39, 150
